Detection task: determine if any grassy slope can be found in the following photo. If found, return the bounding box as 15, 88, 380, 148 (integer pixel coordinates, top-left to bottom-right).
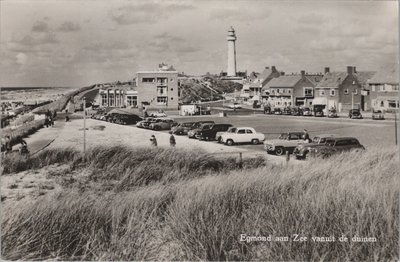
1, 146, 399, 260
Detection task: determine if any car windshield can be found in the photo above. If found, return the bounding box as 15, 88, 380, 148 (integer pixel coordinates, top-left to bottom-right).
278, 133, 289, 139
227, 127, 236, 133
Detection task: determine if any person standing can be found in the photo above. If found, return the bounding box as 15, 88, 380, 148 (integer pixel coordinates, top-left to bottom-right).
303, 129, 311, 143
169, 134, 176, 147
5, 135, 12, 153
150, 135, 157, 147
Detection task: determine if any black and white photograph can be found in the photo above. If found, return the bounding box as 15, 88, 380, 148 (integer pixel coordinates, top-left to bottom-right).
0, 0, 399, 260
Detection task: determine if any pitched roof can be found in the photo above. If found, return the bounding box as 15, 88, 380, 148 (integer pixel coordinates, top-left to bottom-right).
354, 71, 376, 85
369, 68, 399, 84
316, 72, 348, 88
305, 75, 323, 86
264, 75, 302, 88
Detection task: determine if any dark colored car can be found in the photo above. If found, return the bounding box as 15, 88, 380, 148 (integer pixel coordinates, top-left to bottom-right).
372, 110, 384, 120
328, 109, 338, 118
349, 109, 363, 119
273, 108, 282, 115
264, 105, 272, 114
105, 113, 120, 122
282, 107, 292, 115
315, 109, 324, 117
187, 122, 214, 139
291, 107, 303, 116
171, 122, 196, 135
114, 114, 142, 125
198, 124, 233, 140
294, 134, 336, 159
307, 137, 365, 158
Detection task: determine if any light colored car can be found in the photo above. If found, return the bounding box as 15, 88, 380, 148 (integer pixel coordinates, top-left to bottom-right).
149, 118, 176, 130
226, 103, 242, 109
216, 126, 236, 142
293, 134, 337, 159
220, 127, 265, 146
264, 132, 309, 155
372, 110, 385, 120
149, 111, 167, 117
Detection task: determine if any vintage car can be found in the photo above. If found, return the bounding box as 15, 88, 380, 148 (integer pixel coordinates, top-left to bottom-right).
149, 118, 176, 130
314, 109, 324, 117
220, 127, 265, 146
282, 107, 292, 115
198, 124, 233, 140
291, 107, 303, 116
372, 110, 385, 120
264, 132, 309, 155
216, 126, 236, 142
303, 107, 313, 116
264, 105, 272, 114
114, 114, 142, 125
226, 103, 242, 109
187, 122, 214, 139
349, 109, 363, 119
149, 111, 167, 118
273, 108, 282, 115
327, 109, 338, 118
136, 117, 157, 128
293, 134, 337, 159
305, 137, 365, 158
170, 122, 196, 135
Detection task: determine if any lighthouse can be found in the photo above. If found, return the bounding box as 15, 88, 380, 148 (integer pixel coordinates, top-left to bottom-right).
227, 26, 237, 77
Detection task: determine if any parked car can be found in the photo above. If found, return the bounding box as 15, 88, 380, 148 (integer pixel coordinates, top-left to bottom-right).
186, 121, 215, 136
171, 122, 196, 135
273, 108, 282, 115
372, 110, 385, 120
149, 111, 167, 117
291, 107, 303, 116
315, 109, 324, 117
349, 109, 363, 119
264, 105, 272, 114
114, 114, 142, 125
220, 127, 265, 146
198, 124, 233, 140
136, 117, 157, 128
282, 107, 292, 115
303, 107, 312, 116
306, 137, 365, 158
149, 118, 176, 130
227, 103, 242, 109
187, 122, 214, 139
293, 134, 337, 159
264, 132, 309, 155
105, 113, 120, 122
328, 109, 338, 118
216, 126, 236, 142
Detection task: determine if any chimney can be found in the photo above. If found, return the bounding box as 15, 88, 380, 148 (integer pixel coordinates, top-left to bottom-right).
271, 66, 276, 72
324, 67, 330, 74
347, 66, 355, 75
280, 71, 285, 76
301, 70, 305, 78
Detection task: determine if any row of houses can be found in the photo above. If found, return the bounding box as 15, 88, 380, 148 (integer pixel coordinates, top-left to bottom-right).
241, 65, 399, 112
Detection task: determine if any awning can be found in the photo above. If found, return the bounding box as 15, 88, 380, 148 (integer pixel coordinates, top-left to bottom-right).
312, 97, 327, 105
376, 96, 399, 101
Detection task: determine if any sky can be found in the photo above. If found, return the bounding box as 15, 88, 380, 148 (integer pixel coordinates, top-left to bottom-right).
0, 0, 398, 87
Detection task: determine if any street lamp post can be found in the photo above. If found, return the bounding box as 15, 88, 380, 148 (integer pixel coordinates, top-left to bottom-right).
351, 91, 354, 110
83, 97, 86, 161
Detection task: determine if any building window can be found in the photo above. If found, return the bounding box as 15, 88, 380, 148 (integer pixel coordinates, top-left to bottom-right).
109, 94, 114, 106
393, 85, 399, 91
288, 90, 291, 94
127, 96, 137, 107
157, 78, 167, 84
381, 85, 385, 91
142, 78, 155, 83
344, 89, 349, 95
319, 90, 325, 96
380, 101, 384, 107
304, 88, 313, 97
157, 97, 167, 105
170, 88, 173, 91
354, 89, 358, 95
101, 94, 107, 106
371, 85, 376, 92
171, 97, 174, 100
388, 100, 398, 108
330, 89, 335, 96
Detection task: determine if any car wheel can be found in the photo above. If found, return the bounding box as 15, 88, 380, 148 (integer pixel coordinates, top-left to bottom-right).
154, 126, 161, 131
275, 147, 285, 156
251, 139, 259, 145
226, 139, 234, 146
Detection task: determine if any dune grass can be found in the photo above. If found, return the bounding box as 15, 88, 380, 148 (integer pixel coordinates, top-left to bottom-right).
1, 146, 399, 260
